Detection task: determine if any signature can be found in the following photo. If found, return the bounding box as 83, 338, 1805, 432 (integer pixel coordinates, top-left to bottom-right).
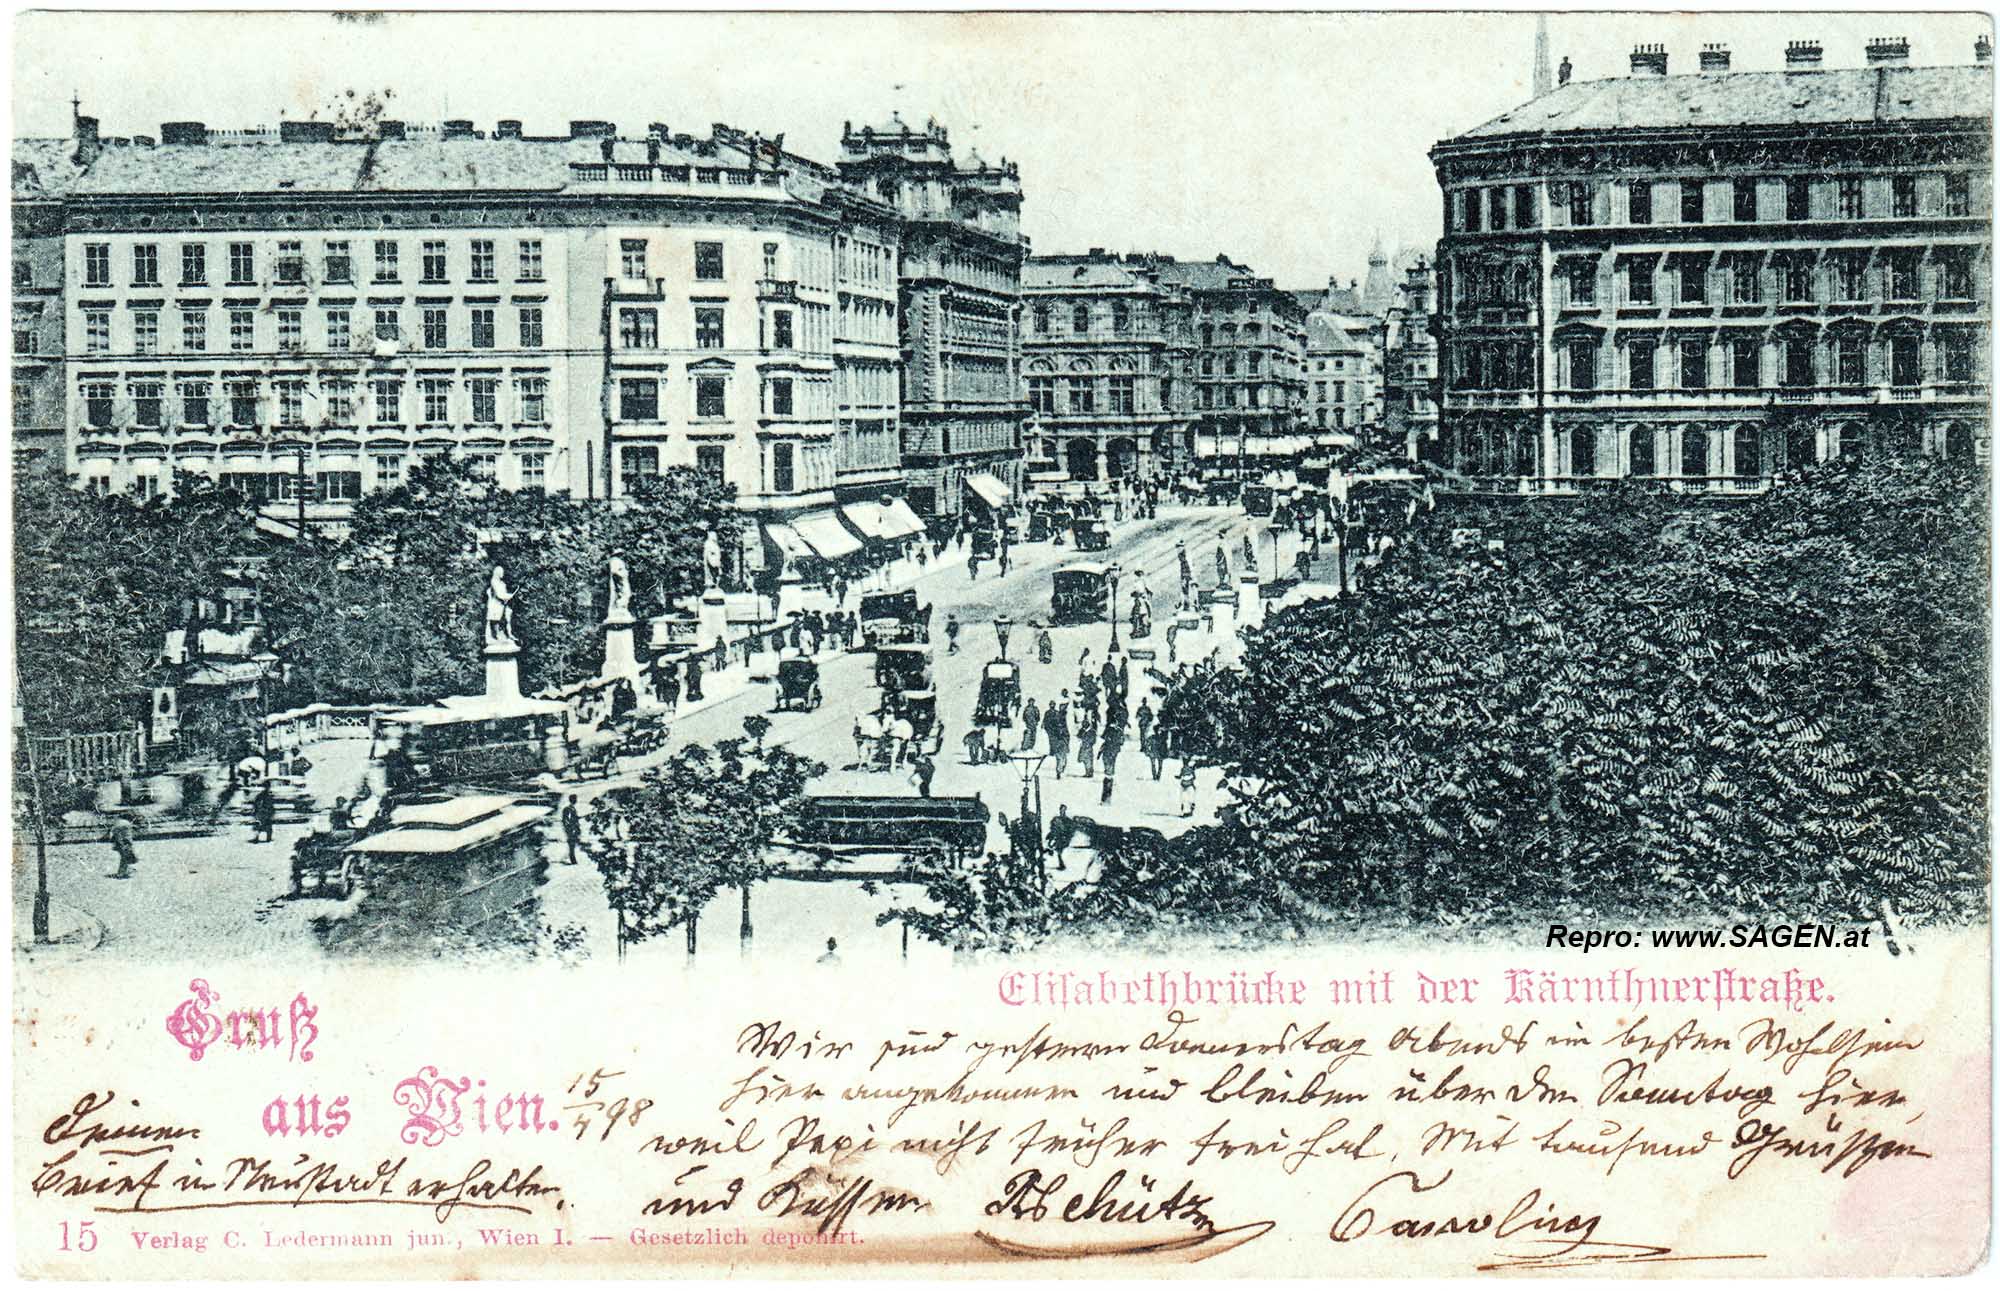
977, 1167, 1274, 1263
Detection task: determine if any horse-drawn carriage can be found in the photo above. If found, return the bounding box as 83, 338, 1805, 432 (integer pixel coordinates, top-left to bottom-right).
775, 656, 824, 712
974, 660, 1022, 728
860, 588, 930, 648
1051, 563, 1112, 626
1072, 518, 1111, 552
874, 644, 935, 697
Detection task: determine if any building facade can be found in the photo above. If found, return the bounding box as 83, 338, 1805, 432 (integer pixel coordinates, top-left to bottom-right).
12, 124, 91, 473
1019, 251, 1195, 484
837, 116, 1027, 524
1431, 36, 1992, 493
1149, 255, 1308, 474
1304, 313, 1382, 443
1383, 257, 1442, 462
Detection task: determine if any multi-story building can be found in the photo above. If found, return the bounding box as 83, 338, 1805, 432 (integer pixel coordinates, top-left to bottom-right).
1383, 257, 1442, 461
1147, 254, 1308, 475
1304, 314, 1379, 443
1431, 35, 1992, 493
12, 116, 94, 473
837, 115, 1027, 525
1019, 250, 1195, 483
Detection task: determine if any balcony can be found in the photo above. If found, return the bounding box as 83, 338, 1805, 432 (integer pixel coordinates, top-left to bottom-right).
757, 278, 800, 302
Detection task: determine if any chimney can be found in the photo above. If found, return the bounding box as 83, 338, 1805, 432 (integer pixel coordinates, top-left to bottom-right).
1088, 246, 1106, 258
1700, 43, 1731, 72
160, 120, 208, 146
442, 118, 476, 138
1978, 34, 1993, 62
1785, 40, 1824, 70
647, 122, 670, 140
495, 119, 522, 139
279, 120, 336, 143
568, 119, 616, 139
1629, 43, 1668, 77
73, 114, 101, 165
1558, 55, 1572, 85
1865, 36, 1911, 66
377, 119, 406, 140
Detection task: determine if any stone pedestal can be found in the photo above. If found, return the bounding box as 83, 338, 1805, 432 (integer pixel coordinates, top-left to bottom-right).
485, 644, 521, 702
1260, 526, 1282, 582
602, 611, 639, 682
1209, 589, 1237, 638
1238, 574, 1264, 630
698, 590, 728, 649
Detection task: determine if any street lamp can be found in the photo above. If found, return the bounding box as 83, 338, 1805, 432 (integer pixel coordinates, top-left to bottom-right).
1006, 750, 1049, 913
252, 649, 280, 761
1106, 563, 1122, 656
993, 614, 1012, 661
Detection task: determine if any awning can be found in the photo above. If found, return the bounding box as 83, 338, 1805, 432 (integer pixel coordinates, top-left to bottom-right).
839, 502, 894, 543
964, 473, 1011, 509
791, 510, 864, 561
764, 523, 813, 560
878, 498, 926, 538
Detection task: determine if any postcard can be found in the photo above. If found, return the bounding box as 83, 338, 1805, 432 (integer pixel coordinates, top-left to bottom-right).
10, 7, 1991, 1278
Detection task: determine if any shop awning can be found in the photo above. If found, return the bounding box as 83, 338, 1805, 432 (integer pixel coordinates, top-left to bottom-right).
965, 473, 1011, 509
764, 523, 813, 560
878, 498, 926, 538
839, 502, 893, 543
792, 510, 864, 560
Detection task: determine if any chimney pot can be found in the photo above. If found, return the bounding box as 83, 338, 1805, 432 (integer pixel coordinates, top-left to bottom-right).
1700, 43, 1732, 72
568, 119, 616, 139
1866, 36, 1911, 65
1978, 34, 1994, 62
377, 119, 406, 140
280, 120, 336, 143
1785, 40, 1824, 70
442, 118, 476, 138
1629, 43, 1668, 76
496, 119, 522, 139
160, 120, 208, 146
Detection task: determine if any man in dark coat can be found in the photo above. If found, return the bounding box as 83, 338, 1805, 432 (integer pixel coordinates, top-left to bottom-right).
251, 784, 276, 843
1044, 696, 1070, 779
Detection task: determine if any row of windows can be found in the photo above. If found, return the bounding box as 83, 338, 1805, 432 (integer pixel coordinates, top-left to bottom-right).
1454, 420, 1982, 480
83, 452, 561, 501
1517, 171, 1979, 230
1025, 374, 1147, 415
617, 444, 730, 493
1554, 246, 1980, 309
76, 303, 547, 357
81, 238, 546, 290
1027, 301, 1150, 335
616, 374, 734, 421
78, 375, 551, 429
1552, 330, 1980, 391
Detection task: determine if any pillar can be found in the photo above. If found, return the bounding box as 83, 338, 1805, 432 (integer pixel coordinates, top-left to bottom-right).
484, 644, 521, 703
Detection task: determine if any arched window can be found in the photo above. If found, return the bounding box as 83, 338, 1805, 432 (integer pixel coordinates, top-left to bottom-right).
1072, 304, 1091, 334
1570, 425, 1596, 477
1629, 424, 1655, 476
1681, 425, 1709, 478
1732, 423, 1761, 479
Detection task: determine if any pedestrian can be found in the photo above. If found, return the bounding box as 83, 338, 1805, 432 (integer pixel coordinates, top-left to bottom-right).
1049, 804, 1074, 872
1077, 707, 1100, 778
998, 547, 1012, 578
963, 725, 986, 766
685, 655, 705, 702
1018, 697, 1041, 752
559, 795, 582, 865
108, 819, 139, 879
1117, 655, 1132, 702
1078, 647, 1093, 690
1099, 658, 1118, 704
1045, 697, 1070, 778
1036, 624, 1054, 665
968, 552, 982, 580
946, 613, 962, 655
1179, 763, 1198, 817
834, 575, 848, 608
1137, 702, 1160, 778
1079, 669, 1101, 714
330, 796, 354, 832
657, 658, 682, 709
911, 750, 936, 797
251, 783, 276, 843
818, 936, 840, 965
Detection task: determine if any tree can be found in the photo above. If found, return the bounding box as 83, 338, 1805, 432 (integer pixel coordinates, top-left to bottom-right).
581, 741, 823, 960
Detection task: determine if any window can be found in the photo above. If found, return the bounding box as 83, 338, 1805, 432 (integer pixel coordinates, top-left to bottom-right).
1067, 376, 1096, 414
1732, 336, 1760, 388
620, 446, 660, 487
326, 307, 350, 352
1892, 175, 1917, 218
132, 243, 160, 286
228, 242, 254, 285
421, 240, 447, 283
1835, 332, 1864, 385
518, 239, 544, 281
1570, 425, 1596, 475
1027, 376, 1055, 414
769, 377, 794, 416
696, 444, 725, 483
1679, 336, 1708, 389
1888, 251, 1919, 301
1488, 187, 1507, 230
619, 307, 658, 349
694, 241, 724, 281
1629, 338, 1655, 390
1630, 426, 1655, 476
469, 307, 495, 349
83, 382, 115, 427
1943, 331, 1975, 382
132, 381, 163, 427
373, 308, 400, 342
325, 381, 355, 424
1567, 337, 1596, 389
230, 381, 259, 426
519, 306, 543, 348
771, 310, 794, 349
1941, 249, 1974, 300
695, 376, 726, 418
470, 377, 498, 423
1731, 253, 1761, 304
518, 377, 548, 423
1626, 256, 1655, 305
1462, 189, 1482, 231
1112, 302, 1131, 332
771, 442, 796, 493
373, 454, 404, 488
1566, 258, 1596, 306
181, 309, 207, 352
276, 381, 304, 426
1677, 257, 1707, 305
1946, 172, 1971, 217
1109, 375, 1136, 413
1786, 176, 1812, 221
85, 310, 109, 354
84, 243, 111, 287
1514, 184, 1533, 228
230, 310, 256, 351
324, 240, 352, 283
1782, 254, 1814, 304
469, 239, 495, 283
1835, 251, 1868, 301
277, 309, 302, 350
1782, 336, 1813, 386
695, 307, 723, 349
616, 238, 648, 280
134, 310, 159, 356
1837, 176, 1863, 219
1680, 180, 1704, 224
12, 326, 30, 356
373, 239, 400, 282
276, 240, 304, 284
1032, 305, 1051, 334
1628, 180, 1652, 225
1681, 426, 1709, 478
420, 379, 451, 424
1733, 179, 1758, 222
1072, 304, 1091, 333
519, 452, 548, 491
180, 243, 206, 286
1891, 335, 1921, 386
617, 378, 660, 421
372, 378, 402, 422
763, 242, 779, 279
422, 307, 448, 349
180, 381, 210, 426
316, 471, 362, 502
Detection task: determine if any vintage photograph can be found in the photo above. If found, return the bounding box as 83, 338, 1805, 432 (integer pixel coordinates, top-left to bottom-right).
11, 8, 1990, 971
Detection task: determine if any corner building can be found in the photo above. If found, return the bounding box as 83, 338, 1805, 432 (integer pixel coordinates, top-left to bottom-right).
1431, 36, 1992, 493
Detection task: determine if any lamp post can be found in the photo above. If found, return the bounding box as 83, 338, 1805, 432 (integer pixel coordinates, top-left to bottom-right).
251, 649, 280, 762
1107, 563, 1122, 656
993, 615, 1012, 661
1007, 750, 1049, 919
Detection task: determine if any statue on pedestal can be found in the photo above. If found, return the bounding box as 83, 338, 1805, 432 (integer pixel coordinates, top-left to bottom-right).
484, 564, 517, 649
702, 529, 724, 592
606, 553, 632, 622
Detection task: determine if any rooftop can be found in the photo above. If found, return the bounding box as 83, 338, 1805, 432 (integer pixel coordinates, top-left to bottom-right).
1455, 60, 1991, 142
